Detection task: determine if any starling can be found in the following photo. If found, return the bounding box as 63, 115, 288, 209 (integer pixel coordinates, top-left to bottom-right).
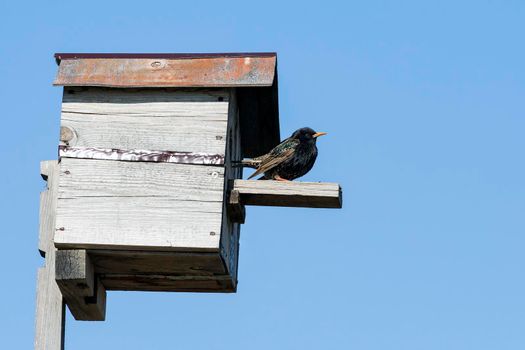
242, 127, 327, 181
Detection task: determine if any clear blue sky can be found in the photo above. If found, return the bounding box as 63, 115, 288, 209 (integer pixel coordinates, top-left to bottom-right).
1, 1, 524, 349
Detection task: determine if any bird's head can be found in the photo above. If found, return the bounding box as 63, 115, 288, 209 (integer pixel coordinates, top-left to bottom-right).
291, 127, 327, 144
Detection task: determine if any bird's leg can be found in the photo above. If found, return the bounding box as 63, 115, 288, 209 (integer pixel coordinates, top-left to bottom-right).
274, 175, 290, 182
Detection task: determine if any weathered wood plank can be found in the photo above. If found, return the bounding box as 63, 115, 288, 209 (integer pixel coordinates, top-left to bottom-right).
87, 249, 235, 292
219, 89, 242, 288
57, 158, 224, 199
100, 274, 235, 292
233, 180, 343, 208
55, 158, 224, 251
60, 88, 229, 154
35, 161, 65, 350
39, 161, 59, 255
55, 197, 222, 251
35, 252, 65, 350
55, 250, 106, 321
87, 250, 226, 276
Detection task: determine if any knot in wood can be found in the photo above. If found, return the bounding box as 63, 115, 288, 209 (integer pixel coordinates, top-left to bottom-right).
60, 126, 75, 143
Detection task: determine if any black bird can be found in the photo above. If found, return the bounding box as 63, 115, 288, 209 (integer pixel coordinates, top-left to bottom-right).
242, 127, 327, 181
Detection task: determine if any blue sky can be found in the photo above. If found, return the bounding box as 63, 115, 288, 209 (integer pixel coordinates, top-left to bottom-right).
1, 1, 524, 349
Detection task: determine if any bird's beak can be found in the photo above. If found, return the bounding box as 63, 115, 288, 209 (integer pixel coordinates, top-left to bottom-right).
313, 132, 327, 138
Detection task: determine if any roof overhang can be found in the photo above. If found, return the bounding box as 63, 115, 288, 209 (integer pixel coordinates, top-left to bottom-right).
53, 53, 280, 157
53, 52, 276, 88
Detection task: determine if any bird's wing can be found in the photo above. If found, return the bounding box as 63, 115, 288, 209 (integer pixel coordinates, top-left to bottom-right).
247, 138, 298, 179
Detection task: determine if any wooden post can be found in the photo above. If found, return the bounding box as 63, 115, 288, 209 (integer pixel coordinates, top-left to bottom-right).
35, 161, 65, 350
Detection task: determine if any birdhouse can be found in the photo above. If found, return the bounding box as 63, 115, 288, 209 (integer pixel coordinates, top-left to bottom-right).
46, 53, 342, 321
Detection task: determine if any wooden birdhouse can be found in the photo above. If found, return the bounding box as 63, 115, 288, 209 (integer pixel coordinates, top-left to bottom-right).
42, 53, 342, 322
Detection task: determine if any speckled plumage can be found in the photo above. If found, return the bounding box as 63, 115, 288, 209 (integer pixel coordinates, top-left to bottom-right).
242, 127, 326, 181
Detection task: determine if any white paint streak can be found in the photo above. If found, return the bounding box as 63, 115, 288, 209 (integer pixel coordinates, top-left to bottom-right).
59, 145, 225, 165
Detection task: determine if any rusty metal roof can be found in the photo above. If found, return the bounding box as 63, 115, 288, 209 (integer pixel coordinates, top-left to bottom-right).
53, 52, 276, 88
53, 52, 280, 157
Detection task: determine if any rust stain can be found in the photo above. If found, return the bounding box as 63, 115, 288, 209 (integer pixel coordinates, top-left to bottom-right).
53, 54, 276, 88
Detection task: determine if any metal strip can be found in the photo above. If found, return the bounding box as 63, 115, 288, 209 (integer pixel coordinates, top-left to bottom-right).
54, 52, 277, 63
58, 146, 224, 165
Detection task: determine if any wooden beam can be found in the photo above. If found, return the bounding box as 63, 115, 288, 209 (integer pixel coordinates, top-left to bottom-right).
55, 250, 95, 296
35, 161, 65, 350
87, 250, 227, 276
38, 161, 59, 256
85, 250, 235, 292
233, 180, 343, 208
55, 250, 106, 321
100, 274, 235, 292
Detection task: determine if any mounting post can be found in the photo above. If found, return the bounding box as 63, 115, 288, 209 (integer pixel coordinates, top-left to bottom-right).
35, 160, 65, 350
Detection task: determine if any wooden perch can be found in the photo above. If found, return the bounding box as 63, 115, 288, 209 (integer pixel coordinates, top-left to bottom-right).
232, 180, 342, 208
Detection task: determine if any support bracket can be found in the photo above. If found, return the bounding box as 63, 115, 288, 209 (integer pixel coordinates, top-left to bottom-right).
227, 189, 246, 224
55, 250, 106, 321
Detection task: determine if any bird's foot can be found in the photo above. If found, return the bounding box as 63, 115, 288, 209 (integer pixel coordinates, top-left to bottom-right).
274, 175, 290, 182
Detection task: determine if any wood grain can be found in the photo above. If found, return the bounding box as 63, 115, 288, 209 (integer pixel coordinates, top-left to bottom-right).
55, 250, 106, 321
218, 89, 242, 287
233, 180, 343, 208
100, 274, 235, 292
39, 161, 59, 255
56, 250, 95, 296
35, 161, 65, 350
75, 249, 235, 293
60, 87, 229, 154
54, 158, 224, 251
87, 250, 226, 276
